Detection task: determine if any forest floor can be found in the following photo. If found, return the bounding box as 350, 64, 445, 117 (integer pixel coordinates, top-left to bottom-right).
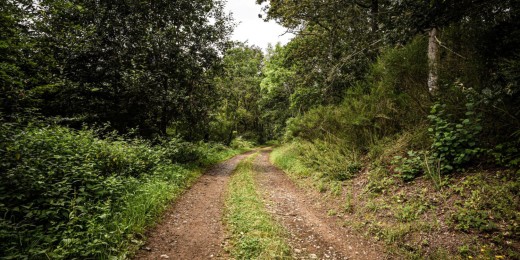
134, 148, 386, 259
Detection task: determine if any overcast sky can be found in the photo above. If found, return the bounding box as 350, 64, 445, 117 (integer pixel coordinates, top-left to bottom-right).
224, 0, 293, 50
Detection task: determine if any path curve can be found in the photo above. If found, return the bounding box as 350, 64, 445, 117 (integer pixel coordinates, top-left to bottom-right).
134, 151, 253, 260
254, 149, 386, 260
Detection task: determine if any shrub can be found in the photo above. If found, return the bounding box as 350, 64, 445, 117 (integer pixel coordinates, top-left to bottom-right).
0, 122, 240, 259
492, 136, 520, 172
428, 102, 483, 173
298, 140, 362, 181
0, 124, 132, 258
230, 136, 255, 150
159, 138, 203, 164
391, 150, 427, 182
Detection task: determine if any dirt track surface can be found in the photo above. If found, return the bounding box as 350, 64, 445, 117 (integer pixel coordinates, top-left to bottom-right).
133, 151, 253, 260
255, 149, 386, 260
134, 149, 385, 260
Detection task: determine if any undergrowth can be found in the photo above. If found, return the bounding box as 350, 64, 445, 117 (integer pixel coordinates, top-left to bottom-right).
0, 121, 246, 259
271, 141, 520, 259
225, 154, 291, 259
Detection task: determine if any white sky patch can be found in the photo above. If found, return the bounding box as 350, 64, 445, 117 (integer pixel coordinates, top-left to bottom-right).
224, 0, 293, 50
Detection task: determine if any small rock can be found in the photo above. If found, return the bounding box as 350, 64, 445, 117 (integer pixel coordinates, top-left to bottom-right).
160, 255, 169, 259
309, 253, 318, 259
144, 247, 152, 251
294, 249, 302, 254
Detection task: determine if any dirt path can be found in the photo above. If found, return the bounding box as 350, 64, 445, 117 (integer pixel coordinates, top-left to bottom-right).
134, 151, 253, 260
254, 149, 386, 260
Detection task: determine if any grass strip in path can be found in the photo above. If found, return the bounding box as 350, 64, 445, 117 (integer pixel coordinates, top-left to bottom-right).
132, 150, 253, 259
225, 153, 291, 259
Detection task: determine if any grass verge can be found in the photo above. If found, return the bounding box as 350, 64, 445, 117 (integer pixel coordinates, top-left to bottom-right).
0, 123, 249, 259
271, 142, 519, 259
120, 147, 248, 258
225, 154, 291, 259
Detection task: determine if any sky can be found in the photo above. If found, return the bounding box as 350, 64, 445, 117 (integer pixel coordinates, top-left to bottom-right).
224, 0, 293, 50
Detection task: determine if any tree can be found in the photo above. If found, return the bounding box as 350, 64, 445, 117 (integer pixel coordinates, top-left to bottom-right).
385, 0, 519, 95
259, 43, 295, 139
0, 0, 50, 117
213, 44, 264, 143
256, 0, 386, 111
31, 0, 232, 138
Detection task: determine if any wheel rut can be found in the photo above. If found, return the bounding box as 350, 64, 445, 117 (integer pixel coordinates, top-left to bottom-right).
254, 149, 386, 260
134, 151, 253, 260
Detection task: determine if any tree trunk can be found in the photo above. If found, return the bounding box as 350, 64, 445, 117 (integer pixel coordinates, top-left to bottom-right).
428, 27, 440, 94
371, 0, 378, 32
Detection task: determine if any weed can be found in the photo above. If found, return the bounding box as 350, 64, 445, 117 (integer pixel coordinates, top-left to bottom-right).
423, 155, 447, 190
392, 150, 427, 181
394, 202, 430, 223
449, 172, 519, 249
327, 209, 338, 216
366, 167, 395, 194
328, 181, 343, 197
317, 180, 327, 193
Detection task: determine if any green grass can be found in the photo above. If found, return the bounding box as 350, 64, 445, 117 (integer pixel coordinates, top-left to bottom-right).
225, 154, 291, 259
117, 148, 247, 258
271, 143, 344, 196
104, 165, 203, 258
270, 143, 311, 178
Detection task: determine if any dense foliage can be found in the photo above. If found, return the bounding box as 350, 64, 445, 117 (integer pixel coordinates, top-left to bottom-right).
259, 0, 520, 174
0, 120, 245, 258
0, 0, 245, 258
1, 0, 232, 138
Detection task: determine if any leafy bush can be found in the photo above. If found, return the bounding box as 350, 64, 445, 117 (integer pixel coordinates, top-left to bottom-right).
230, 136, 255, 150
0, 122, 241, 259
492, 137, 520, 172
285, 37, 430, 155
159, 138, 203, 164
365, 167, 395, 194
428, 102, 483, 173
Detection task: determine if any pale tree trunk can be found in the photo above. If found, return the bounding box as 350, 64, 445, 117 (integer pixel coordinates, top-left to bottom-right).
428, 27, 440, 94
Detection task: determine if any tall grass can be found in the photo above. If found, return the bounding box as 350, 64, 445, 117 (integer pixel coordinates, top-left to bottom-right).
270, 143, 310, 178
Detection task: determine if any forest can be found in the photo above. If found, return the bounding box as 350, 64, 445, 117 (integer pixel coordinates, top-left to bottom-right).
1, 0, 519, 259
